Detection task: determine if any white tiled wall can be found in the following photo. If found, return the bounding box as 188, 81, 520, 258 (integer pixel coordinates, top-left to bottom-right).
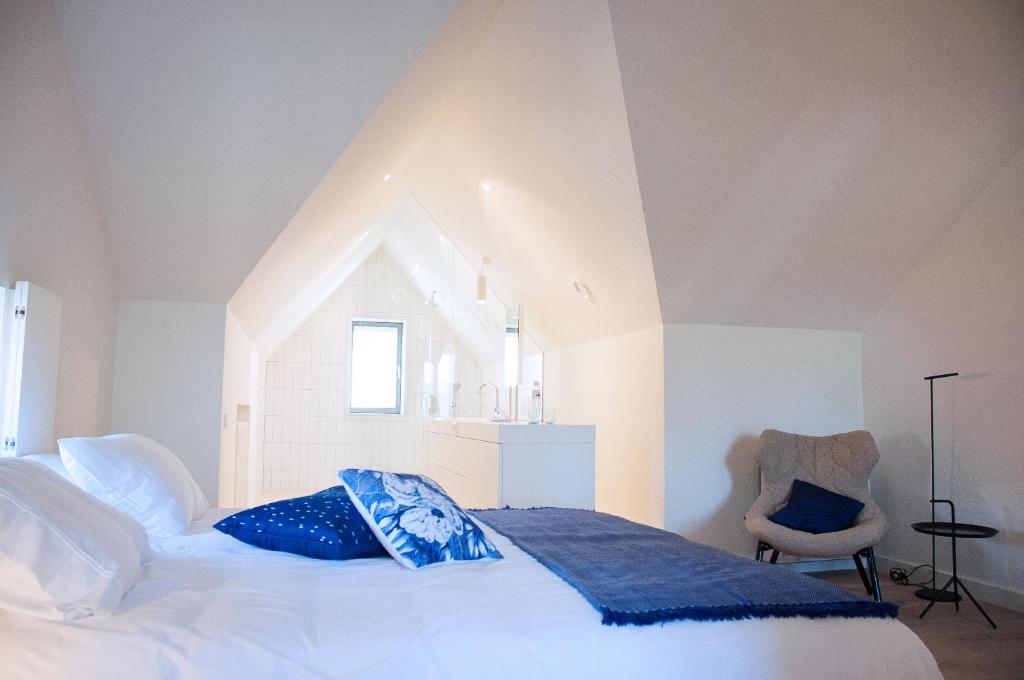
260, 248, 482, 499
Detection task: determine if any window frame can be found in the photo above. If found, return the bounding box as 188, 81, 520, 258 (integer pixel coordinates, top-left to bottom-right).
348, 319, 405, 415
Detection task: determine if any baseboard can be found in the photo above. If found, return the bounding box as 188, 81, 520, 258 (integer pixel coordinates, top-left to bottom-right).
876, 553, 1024, 614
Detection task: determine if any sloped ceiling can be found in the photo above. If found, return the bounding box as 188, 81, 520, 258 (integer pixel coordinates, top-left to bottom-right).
47, 0, 1023, 344
608, 0, 1024, 329
400, 0, 660, 349
52, 0, 457, 302
231, 0, 660, 353
229, 0, 506, 355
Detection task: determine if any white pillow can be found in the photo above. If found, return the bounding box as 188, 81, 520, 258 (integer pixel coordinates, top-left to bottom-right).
59, 434, 206, 537
22, 453, 74, 483
0, 458, 149, 621
188, 472, 210, 519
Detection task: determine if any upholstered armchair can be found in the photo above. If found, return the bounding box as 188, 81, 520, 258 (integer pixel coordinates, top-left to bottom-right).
745, 429, 889, 602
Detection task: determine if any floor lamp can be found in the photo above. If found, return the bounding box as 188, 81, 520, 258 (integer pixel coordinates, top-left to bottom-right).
913, 371, 998, 628
916, 371, 959, 603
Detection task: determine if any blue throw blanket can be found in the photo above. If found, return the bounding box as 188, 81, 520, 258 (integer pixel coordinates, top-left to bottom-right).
473, 507, 897, 626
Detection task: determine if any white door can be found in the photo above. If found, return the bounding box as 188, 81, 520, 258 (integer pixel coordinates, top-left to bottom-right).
0, 282, 63, 455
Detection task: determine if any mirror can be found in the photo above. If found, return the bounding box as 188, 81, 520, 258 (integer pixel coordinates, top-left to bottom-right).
520, 315, 542, 389
504, 306, 520, 388
515, 307, 544, 421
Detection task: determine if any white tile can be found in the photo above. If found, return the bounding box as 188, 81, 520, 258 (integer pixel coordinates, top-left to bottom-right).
309, 337, 321, 368
316, 364, 329, 395
312, 310, 323, 338
258, 248, 440, 494
307, 392, 320, 422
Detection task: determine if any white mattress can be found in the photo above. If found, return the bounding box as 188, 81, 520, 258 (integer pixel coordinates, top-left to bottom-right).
0, 509, 941, 680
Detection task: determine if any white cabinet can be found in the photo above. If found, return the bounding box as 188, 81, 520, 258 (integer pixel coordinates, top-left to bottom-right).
425, 419, 595, 510
1, 282, 63, 455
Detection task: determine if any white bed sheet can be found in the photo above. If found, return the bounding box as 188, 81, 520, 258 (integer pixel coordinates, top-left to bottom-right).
0, 509, 941, 680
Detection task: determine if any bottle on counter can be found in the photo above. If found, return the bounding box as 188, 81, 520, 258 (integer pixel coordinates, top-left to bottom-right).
528, 381, 542, 424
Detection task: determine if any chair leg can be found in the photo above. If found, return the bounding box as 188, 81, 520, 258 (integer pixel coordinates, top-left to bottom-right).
853, 551, 873, 596
866, 547, 882, 603
755, 541, 769, 562
769, 549, 780, 564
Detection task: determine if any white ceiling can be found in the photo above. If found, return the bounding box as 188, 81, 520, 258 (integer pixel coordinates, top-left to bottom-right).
231, 0, 660, 352
401, 0, 661, 348
378, 194, 533, 367
228, 0, 506, 355
52, 0, 457, 302
44, 0, 1024, 344
608, 0, 1024, 329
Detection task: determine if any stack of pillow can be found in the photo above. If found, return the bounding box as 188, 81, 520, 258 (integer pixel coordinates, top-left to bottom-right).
214, 469, 502, 569
1, 434, 503, 624
0, 434, 208, 621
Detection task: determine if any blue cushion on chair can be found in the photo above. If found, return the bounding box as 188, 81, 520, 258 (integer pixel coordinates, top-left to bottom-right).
768, 479, 865, 534
214, 486, 386, 560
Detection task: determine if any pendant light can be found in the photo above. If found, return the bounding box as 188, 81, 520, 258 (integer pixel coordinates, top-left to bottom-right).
477, 257, 490, 303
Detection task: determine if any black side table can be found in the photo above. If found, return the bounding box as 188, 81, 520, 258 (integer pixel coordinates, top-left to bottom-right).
912, 499, 998, 629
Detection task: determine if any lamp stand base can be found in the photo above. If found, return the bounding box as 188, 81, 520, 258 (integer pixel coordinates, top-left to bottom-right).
915, 587, 961, 603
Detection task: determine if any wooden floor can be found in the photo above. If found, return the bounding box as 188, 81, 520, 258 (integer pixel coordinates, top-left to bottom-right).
816, 570, 1024, 680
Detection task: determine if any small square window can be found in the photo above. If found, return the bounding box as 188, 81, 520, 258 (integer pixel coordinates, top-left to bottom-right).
349, 320, 403, 414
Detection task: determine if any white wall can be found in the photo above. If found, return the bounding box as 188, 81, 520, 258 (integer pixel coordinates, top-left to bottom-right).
663, 324, 864, 555
219, 309, 259, 507
0, 0, 118, 444
111, 300, 226, 503
258, 249, 482, 503
863, 148, 1024, 609
551, 325, 664, 527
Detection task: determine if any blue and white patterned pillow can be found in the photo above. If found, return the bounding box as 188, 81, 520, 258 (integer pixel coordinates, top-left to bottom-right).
214, 486, 386, 560
338, 469, 502, 569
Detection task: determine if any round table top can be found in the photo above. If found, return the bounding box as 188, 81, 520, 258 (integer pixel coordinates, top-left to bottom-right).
911, 521, 998, 539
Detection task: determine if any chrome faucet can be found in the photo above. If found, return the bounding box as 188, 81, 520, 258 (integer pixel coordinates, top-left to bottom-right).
477, 383, 504, 421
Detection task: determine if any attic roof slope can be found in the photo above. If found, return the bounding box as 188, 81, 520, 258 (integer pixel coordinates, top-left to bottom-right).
609, 0, 1024, 330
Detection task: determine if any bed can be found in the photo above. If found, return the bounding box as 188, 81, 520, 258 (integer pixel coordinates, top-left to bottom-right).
0, 507, 942, 680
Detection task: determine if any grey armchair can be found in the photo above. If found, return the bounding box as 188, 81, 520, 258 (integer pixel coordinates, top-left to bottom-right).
745, 429, 889, 602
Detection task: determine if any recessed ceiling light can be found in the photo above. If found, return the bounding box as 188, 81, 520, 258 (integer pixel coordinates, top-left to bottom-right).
572, 280, 595, 302
439, 235, 447, 243
383, 173, 392, 182
481, 181, 492, 192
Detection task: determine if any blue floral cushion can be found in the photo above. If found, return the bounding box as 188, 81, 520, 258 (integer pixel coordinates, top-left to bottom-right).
768, 479, 865, 534
338, 469, 502, 569
213, 486, 387, 560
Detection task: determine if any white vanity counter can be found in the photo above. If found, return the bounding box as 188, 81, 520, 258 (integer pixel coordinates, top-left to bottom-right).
425, 419, 595, 510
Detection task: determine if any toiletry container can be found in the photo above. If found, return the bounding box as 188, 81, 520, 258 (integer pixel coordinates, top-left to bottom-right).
528, 381, 542, 424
